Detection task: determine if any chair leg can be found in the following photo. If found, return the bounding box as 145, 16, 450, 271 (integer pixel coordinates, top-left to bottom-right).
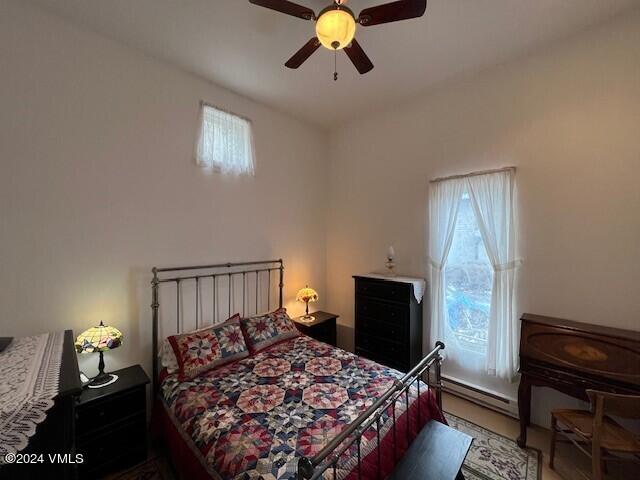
592, 446, 602, 480
549, 415, 558, 469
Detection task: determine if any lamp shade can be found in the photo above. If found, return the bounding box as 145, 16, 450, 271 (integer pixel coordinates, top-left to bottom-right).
315, 7, 356, 50
75, 321, 123, 354
296, 287, 318, 304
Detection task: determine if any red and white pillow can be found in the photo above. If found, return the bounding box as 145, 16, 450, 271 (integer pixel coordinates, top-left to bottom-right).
240, 308, 299, 354
167, 314, 249, 380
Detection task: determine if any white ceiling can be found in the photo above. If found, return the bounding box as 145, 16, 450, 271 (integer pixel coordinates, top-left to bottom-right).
27, 0, 640, 128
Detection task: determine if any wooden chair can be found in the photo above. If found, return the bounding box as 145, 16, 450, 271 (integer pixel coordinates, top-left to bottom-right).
549, 389, 640, 479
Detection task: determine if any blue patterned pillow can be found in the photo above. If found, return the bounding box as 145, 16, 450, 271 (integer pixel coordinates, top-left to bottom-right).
168, 314, 249, 380
240, 308, 299, 354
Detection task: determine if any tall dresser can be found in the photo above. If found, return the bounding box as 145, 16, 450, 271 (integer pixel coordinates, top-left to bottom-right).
354, 275, 423, 372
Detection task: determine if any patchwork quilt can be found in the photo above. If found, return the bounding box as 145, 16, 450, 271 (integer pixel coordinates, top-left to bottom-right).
160, 335, 443, 480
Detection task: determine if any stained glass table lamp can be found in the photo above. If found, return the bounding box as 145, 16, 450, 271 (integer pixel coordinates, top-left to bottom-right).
296, 286, 318, 322
75, 321, 123, 388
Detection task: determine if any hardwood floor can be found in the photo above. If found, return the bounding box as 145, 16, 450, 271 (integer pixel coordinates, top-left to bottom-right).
443, 392, 636, 480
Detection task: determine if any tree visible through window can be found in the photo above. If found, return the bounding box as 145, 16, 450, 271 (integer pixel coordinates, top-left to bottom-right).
445, 192, 493, 356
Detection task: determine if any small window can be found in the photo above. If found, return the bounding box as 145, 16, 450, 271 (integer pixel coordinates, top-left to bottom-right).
195, 103, 255, 176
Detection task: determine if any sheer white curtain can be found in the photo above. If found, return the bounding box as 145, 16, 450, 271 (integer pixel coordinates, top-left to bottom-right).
428, 179, 465, 354
466, 170, 519, 379
429, 168, 519, 381
195, 103, 255, 176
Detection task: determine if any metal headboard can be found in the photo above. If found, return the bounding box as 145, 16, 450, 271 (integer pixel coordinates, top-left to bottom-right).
151, 259, 284, 397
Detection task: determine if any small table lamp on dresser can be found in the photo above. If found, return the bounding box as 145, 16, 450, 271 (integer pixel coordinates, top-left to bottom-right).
75, 321, 123, 388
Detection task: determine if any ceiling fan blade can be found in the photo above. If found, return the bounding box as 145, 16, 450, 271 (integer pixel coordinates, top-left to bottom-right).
344, 39, 374, 74
249, 0, 315, 20
358, 0, 427, 27
285, 38, 321, 69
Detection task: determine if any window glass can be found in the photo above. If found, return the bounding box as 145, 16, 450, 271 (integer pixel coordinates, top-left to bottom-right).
445, 192, 493, 355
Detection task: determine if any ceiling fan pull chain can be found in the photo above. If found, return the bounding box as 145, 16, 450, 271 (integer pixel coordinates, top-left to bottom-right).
334, 49, 338, 81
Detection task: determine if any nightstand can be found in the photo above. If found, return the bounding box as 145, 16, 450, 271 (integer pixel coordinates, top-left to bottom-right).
76, 365, 150, 476
292, 311, 338, 347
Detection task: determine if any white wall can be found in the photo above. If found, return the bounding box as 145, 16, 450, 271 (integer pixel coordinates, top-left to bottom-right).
0, 0, 328, 379
325, 11, 640, 425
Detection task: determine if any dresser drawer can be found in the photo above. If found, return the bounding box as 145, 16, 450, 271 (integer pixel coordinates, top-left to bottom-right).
77, 386, 145, 437
355, 279, 411, 303
353, 276, 422, 374
356, 297, 409, 325
356, 316, 406, 342
356, 332, 407, 362
356, 346, 407, 372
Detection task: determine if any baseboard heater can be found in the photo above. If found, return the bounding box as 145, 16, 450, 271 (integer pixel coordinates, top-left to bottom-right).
442, 375, 519, 418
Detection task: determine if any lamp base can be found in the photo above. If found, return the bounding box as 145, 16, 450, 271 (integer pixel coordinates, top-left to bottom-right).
87, 373, 119, 389
299, 314, 316, 323
385, 259, 397, 277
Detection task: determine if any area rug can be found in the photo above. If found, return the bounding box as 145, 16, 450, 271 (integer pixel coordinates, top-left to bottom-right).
445, 412, 541, 480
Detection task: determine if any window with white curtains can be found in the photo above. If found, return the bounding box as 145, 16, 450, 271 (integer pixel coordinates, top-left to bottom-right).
429, 168, 520, 381
195, 102, 255, 176
446, 192, 493, 356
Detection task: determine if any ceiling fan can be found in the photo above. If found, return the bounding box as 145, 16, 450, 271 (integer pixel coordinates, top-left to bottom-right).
249, 0, 427, 79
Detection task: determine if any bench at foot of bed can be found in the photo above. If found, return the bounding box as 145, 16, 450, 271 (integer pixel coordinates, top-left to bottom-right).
388, 420, 473, 480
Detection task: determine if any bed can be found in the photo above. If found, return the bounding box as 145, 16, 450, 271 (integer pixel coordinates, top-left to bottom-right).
151, 260, 445, 480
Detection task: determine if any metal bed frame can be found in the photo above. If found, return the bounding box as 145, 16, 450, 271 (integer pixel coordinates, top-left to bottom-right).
151, 259, 444, 480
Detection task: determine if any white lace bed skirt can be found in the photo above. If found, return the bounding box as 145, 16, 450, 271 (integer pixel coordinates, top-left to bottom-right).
0, 332, 64, 462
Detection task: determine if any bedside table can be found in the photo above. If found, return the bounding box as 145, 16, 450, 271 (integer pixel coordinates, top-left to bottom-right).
76, 365, 150, 476
292, 311, 338, 347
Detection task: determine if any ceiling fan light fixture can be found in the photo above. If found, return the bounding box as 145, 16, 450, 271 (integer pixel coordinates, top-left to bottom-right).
315, 6, 356, 51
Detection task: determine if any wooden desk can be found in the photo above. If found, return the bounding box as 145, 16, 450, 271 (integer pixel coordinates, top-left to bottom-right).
517, 314, 640, 447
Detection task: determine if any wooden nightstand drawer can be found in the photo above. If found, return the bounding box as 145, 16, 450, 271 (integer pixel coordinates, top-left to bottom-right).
292, 311, 338, 347
77, 414, 146, 473
75, 365, 150, 476
77, 386, 145, 437
305, 319, 335, 344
